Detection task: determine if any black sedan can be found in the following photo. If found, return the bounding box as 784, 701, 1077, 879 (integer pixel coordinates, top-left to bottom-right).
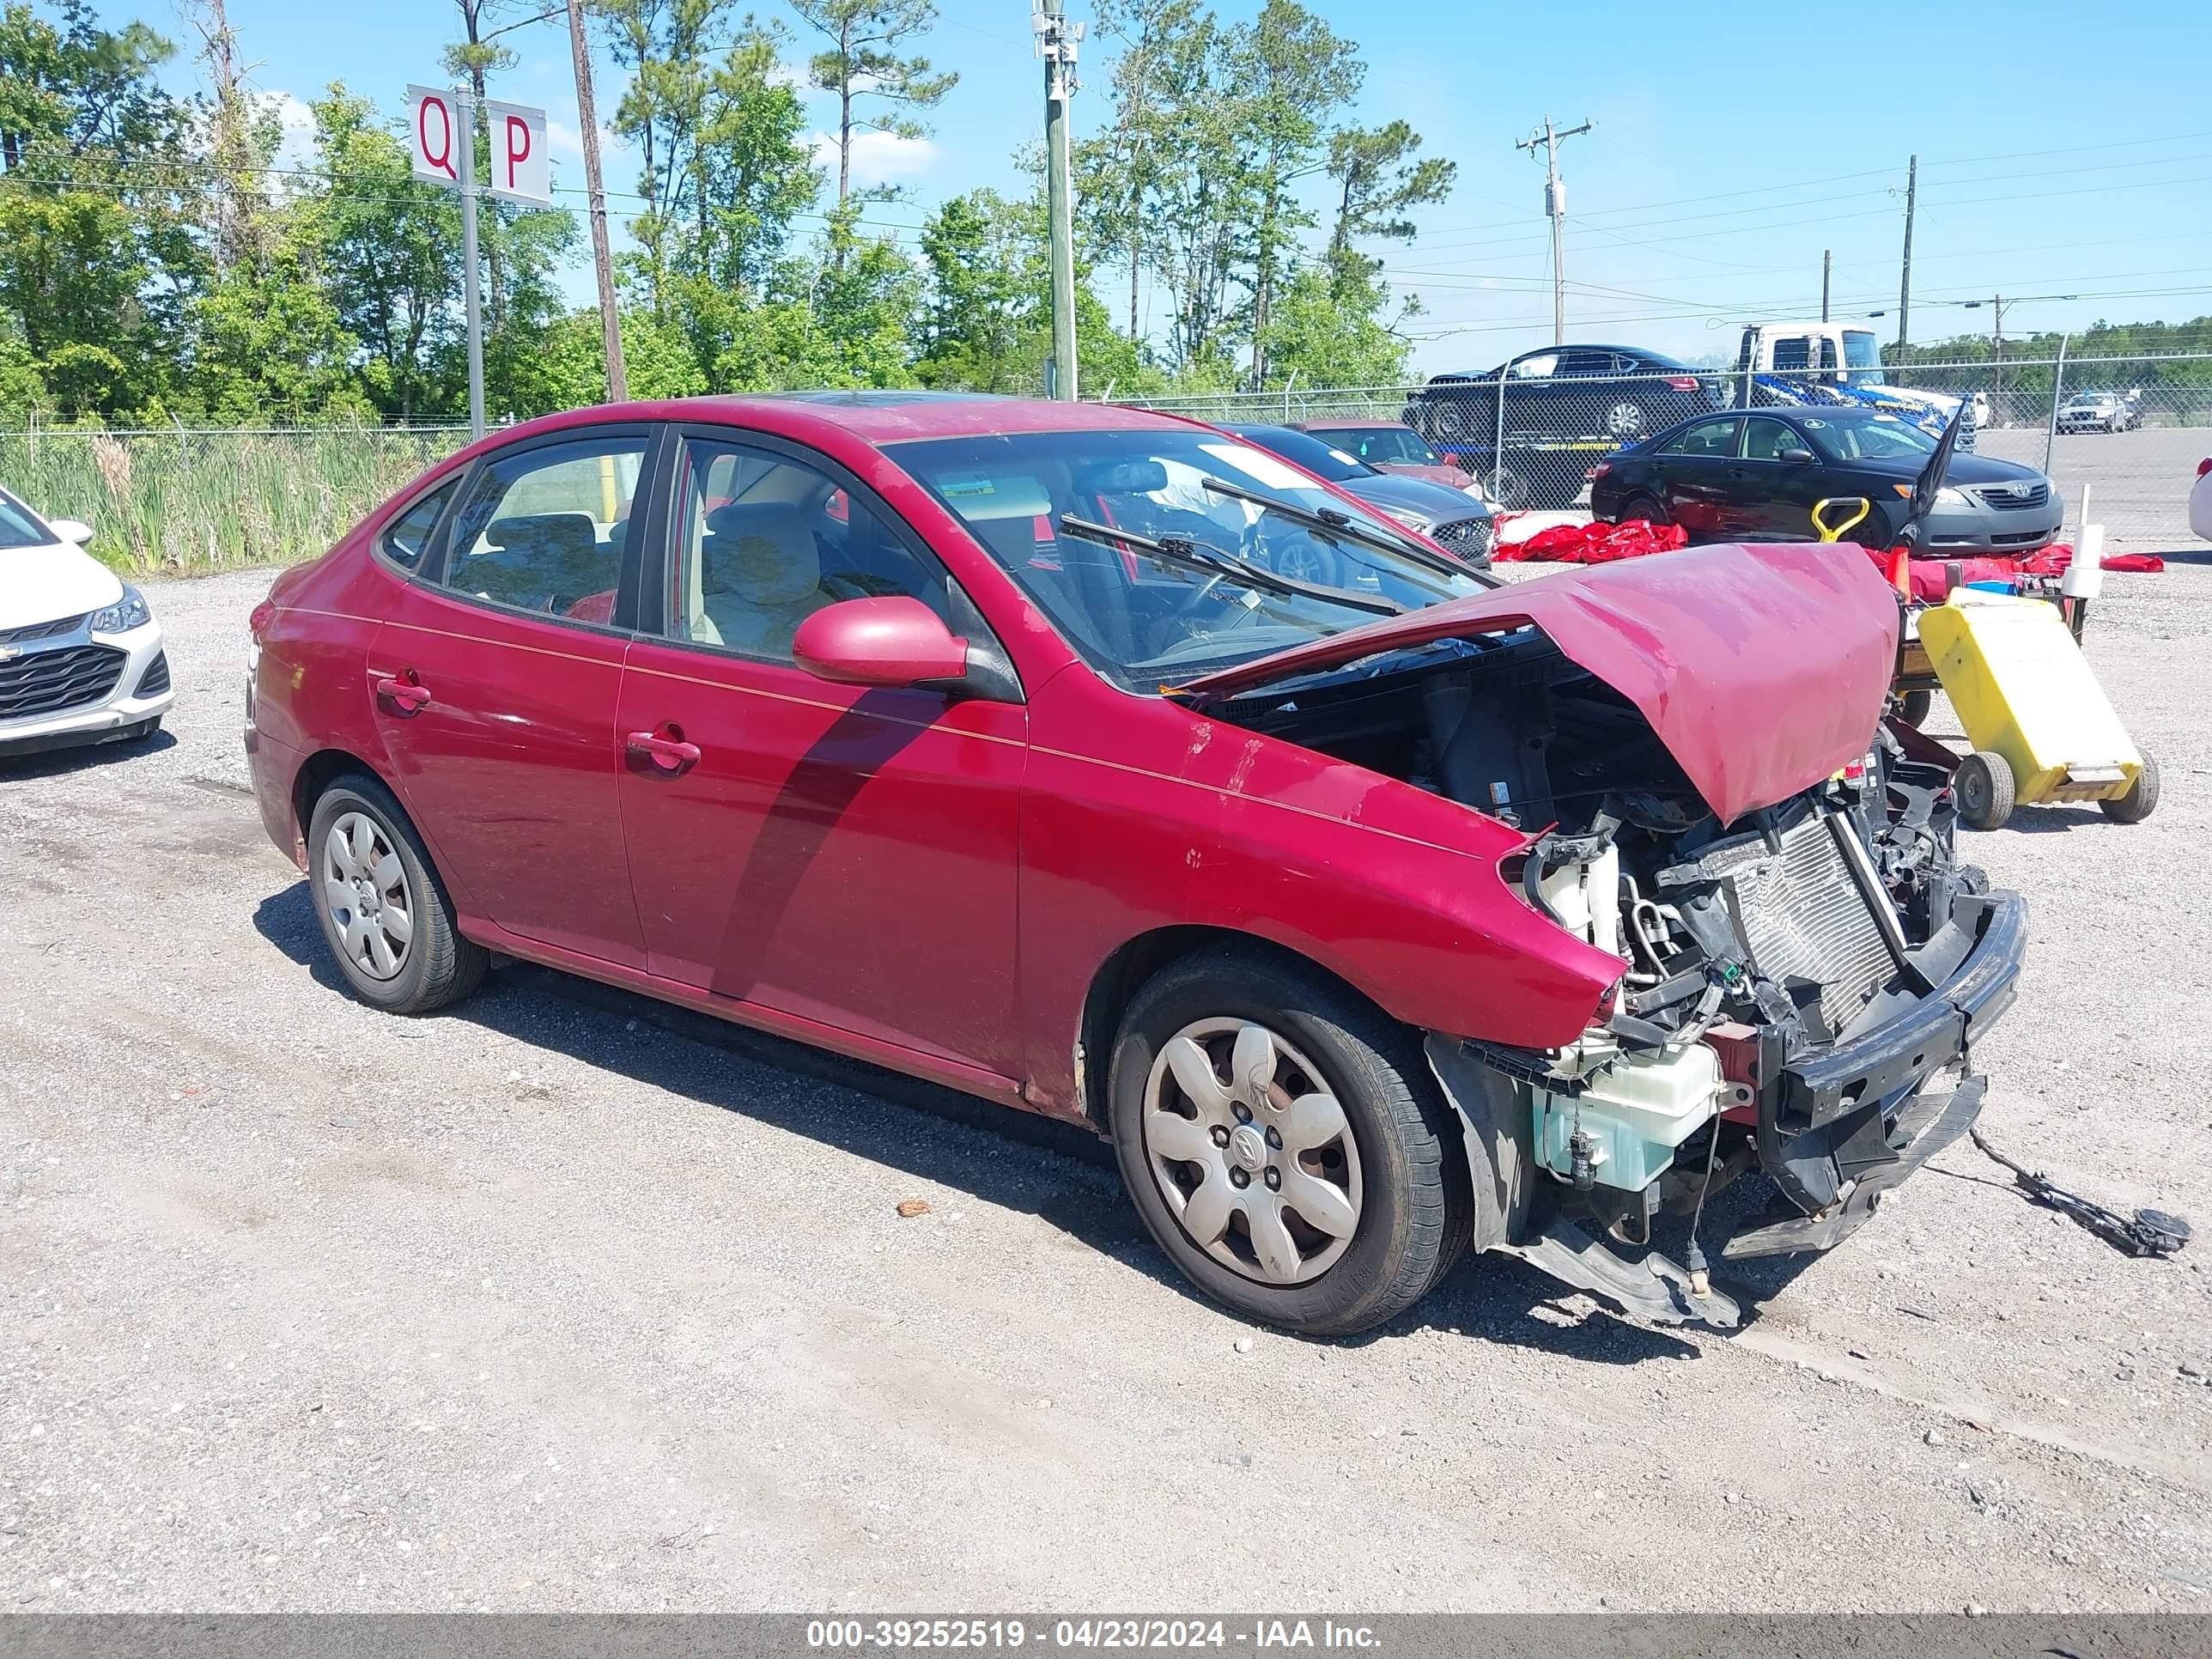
1218, 423, 1495, 568
1400, 345, 1733, 507
1589, 407, 2063, 551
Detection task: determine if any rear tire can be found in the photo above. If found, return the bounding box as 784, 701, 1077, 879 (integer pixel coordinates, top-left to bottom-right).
1109, 947, 1468, 1337
1956, 750, 2016, 831
306, 772, 488, 1014
2100, 752, 2160, 823
1617, 492, 1668, 527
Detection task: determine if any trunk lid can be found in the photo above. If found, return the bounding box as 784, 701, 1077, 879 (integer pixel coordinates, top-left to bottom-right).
1183, 542, 1900, 826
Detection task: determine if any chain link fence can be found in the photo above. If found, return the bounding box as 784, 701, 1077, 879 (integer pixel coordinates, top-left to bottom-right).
1117, 355, 2212, 550
0, 422, 471, 574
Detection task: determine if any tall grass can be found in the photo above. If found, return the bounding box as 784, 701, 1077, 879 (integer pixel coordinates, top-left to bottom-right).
0, 424, 471, 576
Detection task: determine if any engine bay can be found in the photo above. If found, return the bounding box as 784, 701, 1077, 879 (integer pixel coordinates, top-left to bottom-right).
1206, 625, 1986, 1242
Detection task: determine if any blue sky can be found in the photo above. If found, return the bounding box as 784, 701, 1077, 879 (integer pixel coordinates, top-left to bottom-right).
107, 0, 2212, 374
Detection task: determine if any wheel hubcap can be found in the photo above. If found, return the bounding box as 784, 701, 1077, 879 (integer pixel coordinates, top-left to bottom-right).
1142, 1018, 1364, 1285
321, 811, 415, 981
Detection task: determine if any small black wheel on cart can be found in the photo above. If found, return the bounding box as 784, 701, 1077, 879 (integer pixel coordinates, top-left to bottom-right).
1956, 750, 2015, 831
1897, 688, 1934, 728
2100, 752, 2160, 823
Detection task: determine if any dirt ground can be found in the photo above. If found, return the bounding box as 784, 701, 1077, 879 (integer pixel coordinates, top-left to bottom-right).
3, 553, 2209, 1613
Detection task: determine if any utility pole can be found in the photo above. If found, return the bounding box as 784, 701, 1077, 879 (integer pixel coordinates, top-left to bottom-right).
566, 0, 627, 401
459, 88, 484, 439
1036, 0, 1082, 400
1516, 115, 1593, 346
1990, 292, 2005, 410
1821, 248, 1832, 323
1896, 154, 1917, 352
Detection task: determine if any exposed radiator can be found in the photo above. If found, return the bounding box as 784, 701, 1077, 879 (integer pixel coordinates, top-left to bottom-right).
1698, 813, 1895, 1036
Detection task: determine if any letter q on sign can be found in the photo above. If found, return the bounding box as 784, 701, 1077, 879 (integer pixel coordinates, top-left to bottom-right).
484, 100, 550, 206
404, 85, 458, 183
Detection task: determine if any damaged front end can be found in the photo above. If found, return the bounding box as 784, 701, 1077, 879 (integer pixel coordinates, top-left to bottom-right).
1189, 545, 2027, 1326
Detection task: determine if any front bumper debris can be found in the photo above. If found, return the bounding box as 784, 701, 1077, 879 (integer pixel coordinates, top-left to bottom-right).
1425, 884, 2028, 1328
1723, 1073, 1985, 1259
1751, 889, 2025, 1228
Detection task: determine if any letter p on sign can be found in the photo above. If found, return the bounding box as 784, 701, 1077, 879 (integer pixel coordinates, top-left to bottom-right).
484, 100, 550, 206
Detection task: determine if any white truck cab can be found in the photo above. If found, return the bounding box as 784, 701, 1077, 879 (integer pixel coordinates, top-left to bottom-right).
1736, 321, 1989, 431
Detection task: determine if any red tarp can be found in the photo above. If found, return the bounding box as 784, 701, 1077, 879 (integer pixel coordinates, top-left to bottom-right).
1487, 519, 2165, 588
1492, 516, 1688, 564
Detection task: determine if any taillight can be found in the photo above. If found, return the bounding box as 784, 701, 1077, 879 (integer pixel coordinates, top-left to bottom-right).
2197, 456, 2211, 479
1665, 376, 1699, 392
1588, 461, 1612, 479
248, 599, 275, 640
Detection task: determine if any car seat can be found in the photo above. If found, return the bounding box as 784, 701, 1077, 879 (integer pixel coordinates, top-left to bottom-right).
467, 512, 616, 611
698, 503, 827, 658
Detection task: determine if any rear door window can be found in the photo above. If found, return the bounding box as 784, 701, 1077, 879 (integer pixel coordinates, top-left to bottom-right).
440, 434, 649, 624
1662, 418, 1742, 458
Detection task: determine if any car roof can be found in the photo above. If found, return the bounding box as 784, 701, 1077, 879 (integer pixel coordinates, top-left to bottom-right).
1290, 416, 1405, 430
1431, 344, 1699, 379
450, 391, 1189, 458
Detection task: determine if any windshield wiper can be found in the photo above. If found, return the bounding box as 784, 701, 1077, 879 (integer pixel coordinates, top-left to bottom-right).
1198, 475, 1468, 580
1056, 514, 1405, 617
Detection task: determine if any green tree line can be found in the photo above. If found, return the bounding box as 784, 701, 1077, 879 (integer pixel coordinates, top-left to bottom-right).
0, 0, 1454, 424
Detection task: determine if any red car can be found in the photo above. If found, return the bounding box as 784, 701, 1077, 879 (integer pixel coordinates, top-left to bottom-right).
246, 393, 2024, 1336
1291, 417, 1477, 490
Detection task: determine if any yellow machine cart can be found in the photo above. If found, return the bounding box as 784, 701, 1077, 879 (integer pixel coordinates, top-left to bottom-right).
1916, 591, 2159, 830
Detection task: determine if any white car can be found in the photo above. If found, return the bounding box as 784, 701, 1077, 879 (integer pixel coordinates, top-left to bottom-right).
2192, 455, 2212, 543
0, 489, 173, 760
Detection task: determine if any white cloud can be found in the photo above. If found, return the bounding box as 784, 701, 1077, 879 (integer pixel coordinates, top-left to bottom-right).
258, 89, 318, 176
768, 59, 810, 90
809, 128, 937, 185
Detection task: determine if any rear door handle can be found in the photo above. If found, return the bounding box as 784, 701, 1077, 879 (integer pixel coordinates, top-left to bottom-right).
375, 677, 432, 712
626, 730, 702, 769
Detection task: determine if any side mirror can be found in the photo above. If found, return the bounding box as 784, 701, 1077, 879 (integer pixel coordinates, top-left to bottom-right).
49, 518, 93, 545
793, 596, 970, 690
1779, 448, 1816, 465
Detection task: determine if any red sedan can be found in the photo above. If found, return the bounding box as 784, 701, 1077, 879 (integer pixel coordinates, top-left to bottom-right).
246, 392, 2024, 1335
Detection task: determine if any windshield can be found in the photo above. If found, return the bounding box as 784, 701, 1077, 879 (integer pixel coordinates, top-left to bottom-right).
1307, 426, 1434, 466
887, 428, 1489, 688
1220, 425, 1373, 483
1800, 413, 1936, 462
0, 489, 56, 550
1840, 331, 1889, 386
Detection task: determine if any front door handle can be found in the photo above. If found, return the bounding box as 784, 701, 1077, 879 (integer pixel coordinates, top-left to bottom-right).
375, 676, 432, 712
626, 729, 702, 770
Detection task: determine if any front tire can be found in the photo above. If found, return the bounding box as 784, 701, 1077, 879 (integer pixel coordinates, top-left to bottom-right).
1109, 947, 1468, 1337
306, 772, 487, 1014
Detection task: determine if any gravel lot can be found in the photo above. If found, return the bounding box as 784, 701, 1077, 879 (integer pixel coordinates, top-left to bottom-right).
3, 557, 2209, 1613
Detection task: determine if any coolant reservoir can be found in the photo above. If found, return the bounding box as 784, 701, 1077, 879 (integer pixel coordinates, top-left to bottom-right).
1535, 844, 1620, 957
1534, 1040, 1723, 1194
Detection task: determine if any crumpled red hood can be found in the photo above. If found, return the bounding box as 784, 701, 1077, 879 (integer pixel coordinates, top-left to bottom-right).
1186, 543, 1902, 826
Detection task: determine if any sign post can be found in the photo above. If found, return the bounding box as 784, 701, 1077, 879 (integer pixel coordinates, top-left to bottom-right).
407, 86, 550, 441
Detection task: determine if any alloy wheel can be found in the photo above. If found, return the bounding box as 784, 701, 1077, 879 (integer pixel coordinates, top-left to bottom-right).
321, 811, 416, 981
1142, 1017, 1364, 1285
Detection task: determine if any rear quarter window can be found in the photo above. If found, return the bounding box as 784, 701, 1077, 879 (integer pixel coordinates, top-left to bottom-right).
377, 480, 459, 574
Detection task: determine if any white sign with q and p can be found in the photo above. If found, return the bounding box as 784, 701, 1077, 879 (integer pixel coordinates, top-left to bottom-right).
483, 99, 550, 206
404, 85, 550, 207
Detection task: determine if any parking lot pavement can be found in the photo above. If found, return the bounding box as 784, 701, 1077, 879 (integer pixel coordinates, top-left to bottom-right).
4, 564, 2210, 1613
1972, 425, 2209, 552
